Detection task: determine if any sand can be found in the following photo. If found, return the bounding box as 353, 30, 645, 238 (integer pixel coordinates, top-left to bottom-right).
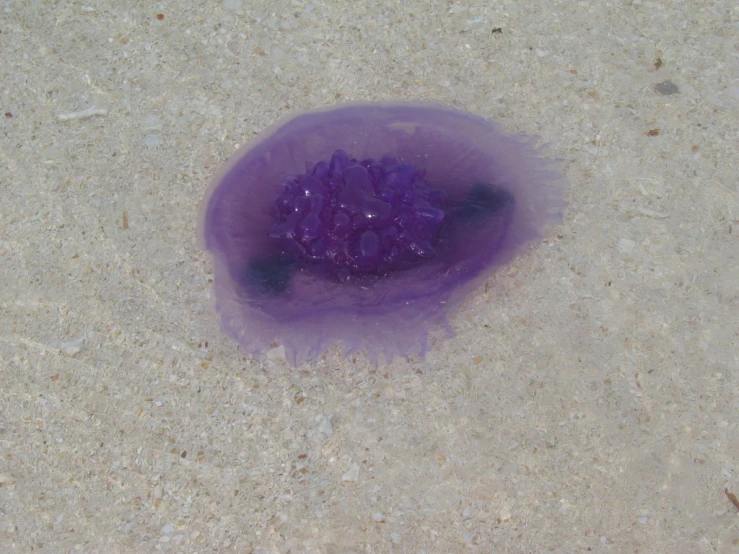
1, 1, 737, 552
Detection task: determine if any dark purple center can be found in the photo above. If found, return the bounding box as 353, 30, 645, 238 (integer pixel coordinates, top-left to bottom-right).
269, 150, 447, 281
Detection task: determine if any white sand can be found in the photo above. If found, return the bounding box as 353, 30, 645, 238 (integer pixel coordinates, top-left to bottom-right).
1, 1, 737, 552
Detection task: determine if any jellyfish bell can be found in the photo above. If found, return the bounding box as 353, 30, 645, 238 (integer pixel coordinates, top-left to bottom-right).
198, 102, 565, 365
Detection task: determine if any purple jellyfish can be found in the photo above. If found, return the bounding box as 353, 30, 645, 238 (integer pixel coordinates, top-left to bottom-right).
199, 103, 565, 365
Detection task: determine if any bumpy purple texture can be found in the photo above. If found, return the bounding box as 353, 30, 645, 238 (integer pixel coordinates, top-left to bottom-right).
270, 150, 447, 281
199, 102, 565, 365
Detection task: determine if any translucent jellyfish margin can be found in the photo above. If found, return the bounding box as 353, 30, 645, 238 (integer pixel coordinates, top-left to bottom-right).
198, 102, 567, 366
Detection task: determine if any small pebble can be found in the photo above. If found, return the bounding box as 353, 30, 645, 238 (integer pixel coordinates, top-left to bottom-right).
498, 505, 511, 521
654, 80, 679, 95
0, 473, 15, 486
57, 107, 108, 121
315, 414, 333, 436
342, 463, 360, 482
617, 238, 635, 254
161, 524, 174, 535
143, 135, 161, 148
59, 337, 85, 356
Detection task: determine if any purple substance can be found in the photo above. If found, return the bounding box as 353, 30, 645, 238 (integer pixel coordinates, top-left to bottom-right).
270, 151, 446, 281
198, 102, 565, 365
